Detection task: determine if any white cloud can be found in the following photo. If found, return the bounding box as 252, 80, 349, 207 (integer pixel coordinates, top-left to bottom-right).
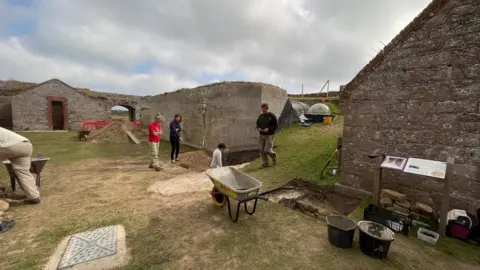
0, 0, 431, 95
0, 37, 197, 95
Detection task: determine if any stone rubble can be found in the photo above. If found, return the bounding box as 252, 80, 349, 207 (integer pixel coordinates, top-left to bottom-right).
380, 189, 436, 221
381, 189, 407, 202
395, 200, 411, 209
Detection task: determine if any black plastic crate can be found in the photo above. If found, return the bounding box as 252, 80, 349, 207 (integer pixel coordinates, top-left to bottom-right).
363, 204, 412, 236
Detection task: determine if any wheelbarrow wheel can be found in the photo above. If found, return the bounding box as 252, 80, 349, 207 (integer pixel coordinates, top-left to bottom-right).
211, 187, 226, 207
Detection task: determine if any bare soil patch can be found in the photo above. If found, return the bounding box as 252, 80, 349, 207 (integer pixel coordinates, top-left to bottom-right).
178, 150, 212, 172
147, 171, 212, 196
268, 178, 363, 218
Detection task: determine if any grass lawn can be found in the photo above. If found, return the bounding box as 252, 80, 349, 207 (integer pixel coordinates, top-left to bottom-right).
242, 117, 343, 190
0, 124, 479, 270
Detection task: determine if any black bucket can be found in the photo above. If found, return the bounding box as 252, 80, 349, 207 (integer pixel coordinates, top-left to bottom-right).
358, 221, 395, 259
326, 215, 357, 249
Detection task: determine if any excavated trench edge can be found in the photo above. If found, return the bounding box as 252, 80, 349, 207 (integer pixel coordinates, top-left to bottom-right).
267, 178, 363, 219
224, 149, 260, 166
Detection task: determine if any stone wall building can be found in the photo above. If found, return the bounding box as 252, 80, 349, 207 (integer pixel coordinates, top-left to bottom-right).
0, 80, 37, 129
339, 0, 480, 212
148, 82, 288, 151
1, 79, 146, 131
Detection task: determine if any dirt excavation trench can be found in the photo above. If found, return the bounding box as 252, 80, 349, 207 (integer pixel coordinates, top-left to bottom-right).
267, 178, 363, 219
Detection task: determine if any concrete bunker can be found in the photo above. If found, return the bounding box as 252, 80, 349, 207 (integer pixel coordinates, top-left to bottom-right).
149, 81, 289, 152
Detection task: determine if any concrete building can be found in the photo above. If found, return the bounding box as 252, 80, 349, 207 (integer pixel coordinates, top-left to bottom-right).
339, 0, 480, 212
148, 82, 288, 151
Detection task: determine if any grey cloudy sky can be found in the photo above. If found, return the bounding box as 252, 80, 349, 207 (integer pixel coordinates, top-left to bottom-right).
0, 0, 431, 95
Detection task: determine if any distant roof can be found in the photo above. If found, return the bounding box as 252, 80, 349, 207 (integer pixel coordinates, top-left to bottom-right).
340, 0, 451, 100
0, 78, 140, 99
1, 79, 284, 99
166, 81, 285, 96
0, 80, 39, 96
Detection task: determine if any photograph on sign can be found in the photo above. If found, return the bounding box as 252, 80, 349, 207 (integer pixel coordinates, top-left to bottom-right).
403, 158, 447, 179
380, 156, 408, 171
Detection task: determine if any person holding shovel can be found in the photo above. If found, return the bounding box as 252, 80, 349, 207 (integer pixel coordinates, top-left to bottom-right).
0, 127, 40, 204
148, 113, 164, 171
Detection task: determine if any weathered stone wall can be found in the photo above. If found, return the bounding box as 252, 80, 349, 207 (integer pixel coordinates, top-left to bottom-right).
0, 96, 13, 129
8, 80, 147, 131
340, 0, 480, 212
11, 80, 110, 130
148, 82, 287, 151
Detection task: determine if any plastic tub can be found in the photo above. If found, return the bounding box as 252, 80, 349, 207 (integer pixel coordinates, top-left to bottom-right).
363, 204, 412, 235
417, 228, 439, 245
323, 116, 332, 125
326, 215, 357, 249
358, 220, 395, 259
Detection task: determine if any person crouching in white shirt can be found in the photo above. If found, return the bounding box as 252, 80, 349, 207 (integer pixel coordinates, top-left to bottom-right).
210, 143, 227, 168
0, 127, 40, 204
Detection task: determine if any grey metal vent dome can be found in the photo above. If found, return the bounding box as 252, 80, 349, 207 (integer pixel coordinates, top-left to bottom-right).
291, 100, 310, 114
307, 103, 331, 115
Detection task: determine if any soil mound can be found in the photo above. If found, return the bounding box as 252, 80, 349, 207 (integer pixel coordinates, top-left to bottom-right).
89, 120, 147, 143
178, 151, 212, 172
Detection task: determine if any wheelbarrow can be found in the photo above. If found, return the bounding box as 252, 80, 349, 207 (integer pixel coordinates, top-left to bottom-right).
77, 130, 91, 141
206, 167, 267, 223
2, 157, 50, 192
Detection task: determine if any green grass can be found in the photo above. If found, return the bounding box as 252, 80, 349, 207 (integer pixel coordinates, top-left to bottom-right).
327, 102, 341, 115
0, 131, 195, 186
21, 132, 196, 164
242, 117, 342, 190
20, 132, 149, 164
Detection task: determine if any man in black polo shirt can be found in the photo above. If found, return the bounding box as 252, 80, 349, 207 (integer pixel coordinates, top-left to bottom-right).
256, 103, 278, 168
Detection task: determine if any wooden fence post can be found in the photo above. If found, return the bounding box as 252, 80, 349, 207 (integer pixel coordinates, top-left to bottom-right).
368, 149, 385, 207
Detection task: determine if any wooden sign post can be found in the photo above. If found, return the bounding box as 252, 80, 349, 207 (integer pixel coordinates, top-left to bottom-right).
368, 150, 454, 237
438, 157, 454, 237
368, 150, 386, 206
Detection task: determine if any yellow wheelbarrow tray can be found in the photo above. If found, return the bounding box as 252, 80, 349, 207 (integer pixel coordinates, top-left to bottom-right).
206, 167, 266, 223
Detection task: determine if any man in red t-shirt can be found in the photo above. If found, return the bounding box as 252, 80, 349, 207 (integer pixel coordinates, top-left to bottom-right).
149, 113, 164, 171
